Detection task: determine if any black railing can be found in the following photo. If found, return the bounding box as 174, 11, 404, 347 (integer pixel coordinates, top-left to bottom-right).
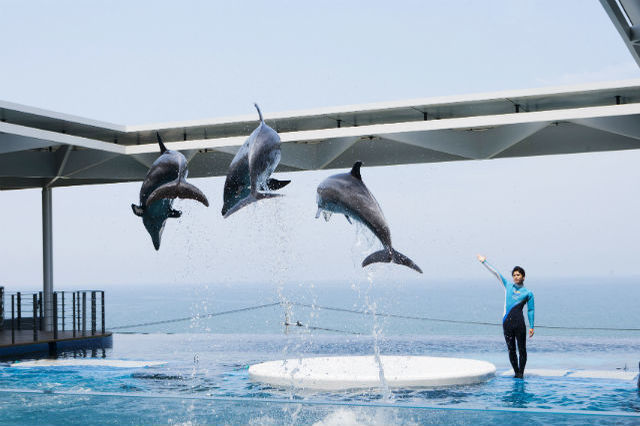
0, 287, 3, 328
1, 290, 106, 343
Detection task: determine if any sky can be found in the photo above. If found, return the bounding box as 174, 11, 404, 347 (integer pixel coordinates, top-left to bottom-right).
1, 0, 640, 291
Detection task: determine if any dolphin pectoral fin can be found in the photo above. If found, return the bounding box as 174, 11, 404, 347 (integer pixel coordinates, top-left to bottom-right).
146, 179, 210, 207
344, 215, 352, 224
315, 207, 322, 219
362, 248, 423, 274
267, 178, 291, 191
322, 211, 333, 222
169, 208, 182, 218
132, 204, 144, 217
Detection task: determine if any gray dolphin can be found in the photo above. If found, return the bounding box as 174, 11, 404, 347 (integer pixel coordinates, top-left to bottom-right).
132, 132, 209, 250
221, 112, 290, 216
222, 104, 288, 218
316, 161, 422, 273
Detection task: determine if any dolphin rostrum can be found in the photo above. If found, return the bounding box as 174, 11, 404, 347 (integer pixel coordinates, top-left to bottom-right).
315, 161, 422, 273
132, 132, 209, 250
222, 103, 289, 218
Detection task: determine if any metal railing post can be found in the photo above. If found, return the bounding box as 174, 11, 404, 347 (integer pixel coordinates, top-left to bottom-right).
38, 291, 43, 331
11, 295, 15, 344
32, 294, 38, 342
91, 291, 96, 336
101, 291, 105, 334
82, 292, 86, 335
72, 292, 76, 338
16, 292, 21, 330
53, 292, 58, 340
61, 291, 65, 331
76, 291, 80, 332
0, 286, 4, 328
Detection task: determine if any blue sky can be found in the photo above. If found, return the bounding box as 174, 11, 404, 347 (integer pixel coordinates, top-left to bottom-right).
1, 0, 639, 290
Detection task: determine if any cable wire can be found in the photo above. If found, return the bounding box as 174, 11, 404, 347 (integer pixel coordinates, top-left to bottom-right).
290, 302, 640, 332
108, 300, 640, 333
110, 302, 280, 330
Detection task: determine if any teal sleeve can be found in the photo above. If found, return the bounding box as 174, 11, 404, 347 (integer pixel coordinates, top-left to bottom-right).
483, 261, 507, 288
499, 273, 508, 288
527, 293, 535, 328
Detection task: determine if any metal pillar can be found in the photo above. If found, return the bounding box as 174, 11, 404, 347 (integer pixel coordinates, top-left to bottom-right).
42, 187, 53, 331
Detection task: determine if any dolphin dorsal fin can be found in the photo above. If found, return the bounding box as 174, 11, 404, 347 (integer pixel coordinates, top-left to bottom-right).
254, 103, 264, 123
156, 132, 167, 153
350, 161, 363, 180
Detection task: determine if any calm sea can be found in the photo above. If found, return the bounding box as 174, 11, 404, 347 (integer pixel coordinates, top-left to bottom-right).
103, 277, 640, 338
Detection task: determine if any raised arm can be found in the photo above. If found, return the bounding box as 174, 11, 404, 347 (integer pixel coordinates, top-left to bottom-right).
476, 254, 508, 287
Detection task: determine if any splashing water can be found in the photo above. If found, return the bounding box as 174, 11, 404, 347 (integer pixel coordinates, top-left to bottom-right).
365, 272, 391, 400
350, 222, 391, 399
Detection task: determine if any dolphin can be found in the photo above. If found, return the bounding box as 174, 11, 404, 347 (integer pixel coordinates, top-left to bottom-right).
222, 103, 289, 218
221, 124, 290, 216
132, 132, 209, 250
315, 161, 422, 273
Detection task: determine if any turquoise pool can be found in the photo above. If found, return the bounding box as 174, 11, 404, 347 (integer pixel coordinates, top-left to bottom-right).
0, 333, 638, 425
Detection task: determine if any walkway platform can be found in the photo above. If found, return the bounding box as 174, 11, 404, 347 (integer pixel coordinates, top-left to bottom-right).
0, 288, 111, 358
0, 329, 112, 358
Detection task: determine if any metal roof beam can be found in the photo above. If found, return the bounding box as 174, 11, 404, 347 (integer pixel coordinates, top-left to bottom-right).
600, 0, 640, 67
0, 132, 60, 154
570, 115, 640, 140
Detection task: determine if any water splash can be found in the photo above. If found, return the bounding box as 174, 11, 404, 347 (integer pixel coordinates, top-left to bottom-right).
365, 272, 391, 400
350, 222, 392, 399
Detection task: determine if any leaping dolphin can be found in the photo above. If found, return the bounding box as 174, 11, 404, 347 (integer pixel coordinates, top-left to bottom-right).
132, 132, 209, 250
222, 103, 289, 218
315, 161, 422, 273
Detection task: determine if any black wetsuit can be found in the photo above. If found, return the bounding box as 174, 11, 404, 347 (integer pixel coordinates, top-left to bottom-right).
503, 300, 528, 377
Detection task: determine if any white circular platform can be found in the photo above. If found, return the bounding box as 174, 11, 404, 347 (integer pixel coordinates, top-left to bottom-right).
248, 355, 496, 390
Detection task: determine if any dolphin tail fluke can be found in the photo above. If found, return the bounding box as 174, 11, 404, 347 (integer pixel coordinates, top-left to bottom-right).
223, 192, 282, 218
267, 178, 291, 191
362, 248, 423, 274
145, 180, 210, 207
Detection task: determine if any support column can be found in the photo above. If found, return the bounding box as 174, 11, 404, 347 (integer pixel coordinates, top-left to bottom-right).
42, 187, 53, 332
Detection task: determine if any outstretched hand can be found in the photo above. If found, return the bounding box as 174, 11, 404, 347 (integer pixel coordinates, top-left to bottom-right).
529, 328, 535, 338
476, 254, 486, 263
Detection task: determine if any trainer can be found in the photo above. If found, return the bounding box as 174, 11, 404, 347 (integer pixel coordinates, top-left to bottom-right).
477, 255, 534, 379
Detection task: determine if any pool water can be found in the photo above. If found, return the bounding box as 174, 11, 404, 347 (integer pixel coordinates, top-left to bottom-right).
0, 333, 638, 425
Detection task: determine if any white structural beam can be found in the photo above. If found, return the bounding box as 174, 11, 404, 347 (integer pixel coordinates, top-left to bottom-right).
0, 121, 125, 155
102, 103, 640, 157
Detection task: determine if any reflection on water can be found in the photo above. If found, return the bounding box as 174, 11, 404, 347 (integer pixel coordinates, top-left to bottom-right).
502, 379, 533, 408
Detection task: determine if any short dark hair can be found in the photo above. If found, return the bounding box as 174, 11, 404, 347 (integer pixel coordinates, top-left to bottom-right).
512, 266, 525, 277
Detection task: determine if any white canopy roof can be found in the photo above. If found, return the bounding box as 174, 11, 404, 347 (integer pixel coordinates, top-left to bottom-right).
2, 79, 640, 190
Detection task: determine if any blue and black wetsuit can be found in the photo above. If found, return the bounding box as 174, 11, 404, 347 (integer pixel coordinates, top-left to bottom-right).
482, 260, 534, 377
